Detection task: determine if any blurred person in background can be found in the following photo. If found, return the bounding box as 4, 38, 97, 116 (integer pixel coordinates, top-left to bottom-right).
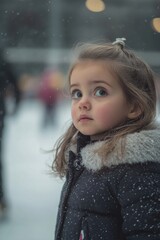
0, 49, 21, 219
38, 68, 64, 128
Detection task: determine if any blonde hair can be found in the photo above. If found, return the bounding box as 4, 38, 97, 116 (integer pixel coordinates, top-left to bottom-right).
52, 41, 157, 177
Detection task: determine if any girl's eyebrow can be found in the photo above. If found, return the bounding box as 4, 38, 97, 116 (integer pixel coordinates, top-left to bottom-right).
91, 80, 112, 87
70, 80, 112, 89
70, 83, 79, 89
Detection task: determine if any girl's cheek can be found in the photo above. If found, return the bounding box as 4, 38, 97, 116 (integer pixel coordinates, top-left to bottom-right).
96, 107, 113, 123
71, 107, 77, 121
96, 106, 111, 118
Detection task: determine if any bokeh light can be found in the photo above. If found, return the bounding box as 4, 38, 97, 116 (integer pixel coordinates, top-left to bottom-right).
85, 0, 105, 13
151, 17, 160, 33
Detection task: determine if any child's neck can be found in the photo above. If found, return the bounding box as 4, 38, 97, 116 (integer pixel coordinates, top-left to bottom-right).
90, 132, 110, 142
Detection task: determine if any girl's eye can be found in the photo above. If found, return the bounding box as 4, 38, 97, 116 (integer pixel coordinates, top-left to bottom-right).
71, 90, 82, 99
95, 88, 108, 97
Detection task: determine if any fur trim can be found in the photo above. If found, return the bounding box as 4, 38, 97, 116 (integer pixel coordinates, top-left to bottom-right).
80, 129, 160, 171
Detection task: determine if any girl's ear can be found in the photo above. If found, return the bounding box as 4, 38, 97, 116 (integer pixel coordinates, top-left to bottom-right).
127, 103, 142, 119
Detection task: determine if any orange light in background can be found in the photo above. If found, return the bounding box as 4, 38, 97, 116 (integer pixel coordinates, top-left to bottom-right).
151, 18, 160, 33
85, 0, 105, 13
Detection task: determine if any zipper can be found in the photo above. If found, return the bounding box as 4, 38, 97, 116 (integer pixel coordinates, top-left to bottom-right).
79, 216, 90, 240
55, 150, 85, 239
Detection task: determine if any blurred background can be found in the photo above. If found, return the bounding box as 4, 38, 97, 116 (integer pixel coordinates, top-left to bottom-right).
0, 0, 159, 239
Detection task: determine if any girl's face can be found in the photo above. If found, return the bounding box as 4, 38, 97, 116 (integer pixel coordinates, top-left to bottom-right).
70, 60, 132, 136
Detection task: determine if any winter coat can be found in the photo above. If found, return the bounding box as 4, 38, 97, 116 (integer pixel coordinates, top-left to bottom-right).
55, 128, 160, 240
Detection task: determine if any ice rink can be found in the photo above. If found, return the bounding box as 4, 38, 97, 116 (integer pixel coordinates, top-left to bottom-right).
0, 98, 71, 240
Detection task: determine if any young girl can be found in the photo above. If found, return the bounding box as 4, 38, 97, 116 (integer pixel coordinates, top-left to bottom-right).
53, 38, 160, 240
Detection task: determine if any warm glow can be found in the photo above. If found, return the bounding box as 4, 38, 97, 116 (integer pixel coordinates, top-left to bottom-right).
85, 0, 105, 13
151, 18, 160, 33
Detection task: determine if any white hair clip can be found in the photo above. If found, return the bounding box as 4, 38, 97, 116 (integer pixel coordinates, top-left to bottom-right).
112, 38, 126, 47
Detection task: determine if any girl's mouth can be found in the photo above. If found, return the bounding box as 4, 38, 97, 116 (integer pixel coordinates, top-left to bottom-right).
78, 115, 93, 122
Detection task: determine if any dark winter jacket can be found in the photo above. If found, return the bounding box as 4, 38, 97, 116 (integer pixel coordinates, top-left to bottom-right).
55, 128, 160, 240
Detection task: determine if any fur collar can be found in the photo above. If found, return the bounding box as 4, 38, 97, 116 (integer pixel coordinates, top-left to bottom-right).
76, 129, 160, 171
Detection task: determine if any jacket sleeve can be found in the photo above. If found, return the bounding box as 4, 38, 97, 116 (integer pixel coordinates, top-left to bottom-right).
117, 164, 160, 240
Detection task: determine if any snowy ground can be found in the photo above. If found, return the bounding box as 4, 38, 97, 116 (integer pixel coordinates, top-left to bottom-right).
0, 98, 71, 240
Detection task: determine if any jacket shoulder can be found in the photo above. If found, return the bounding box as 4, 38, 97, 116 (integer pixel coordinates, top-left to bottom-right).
81, 128, 160, 171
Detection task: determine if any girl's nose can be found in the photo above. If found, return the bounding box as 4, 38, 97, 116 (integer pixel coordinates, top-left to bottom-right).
79, 97, 91, 110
